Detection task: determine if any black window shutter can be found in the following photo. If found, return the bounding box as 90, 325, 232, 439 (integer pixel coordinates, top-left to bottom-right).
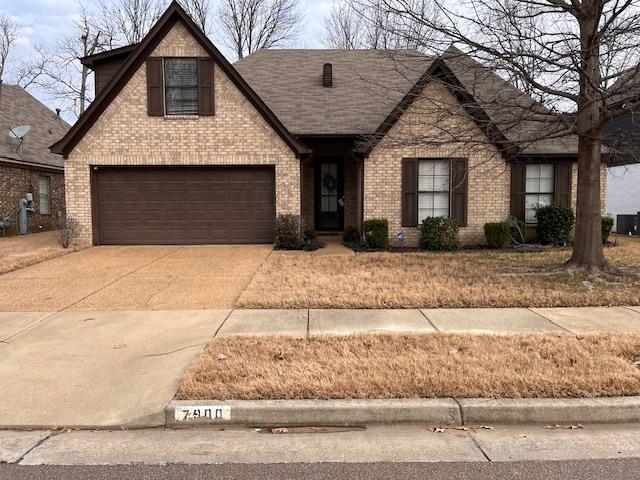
451, 159, 468, 227
198, 58, 215, 116
510, 161, 526, 221
402, 158, 418, 227
147, 58, 164, 116
554, 162, 572, 208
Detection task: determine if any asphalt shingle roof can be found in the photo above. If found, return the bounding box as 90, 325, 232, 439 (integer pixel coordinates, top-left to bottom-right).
0, 84, 69, 169
234, 49, 434, 136
235, 46, 578, 155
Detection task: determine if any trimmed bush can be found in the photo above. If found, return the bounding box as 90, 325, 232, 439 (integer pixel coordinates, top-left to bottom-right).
534, 205, 575, 246
363, 219, 389, 248
274, 214, 303, 250
602, 216, 614, 244
342, 226, 361, 243
419, 217, 460, 251
303, 229, 325, 251
484, 222, 511, 248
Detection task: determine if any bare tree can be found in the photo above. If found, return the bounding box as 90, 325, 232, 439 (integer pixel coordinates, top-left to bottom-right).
322, 0, 439, 50
218, 0, 303, 60
323, 2, 365, 49
18, 1, 114, 116
98, 0, 166, 44
0, 12, 22, 81
351, 0, 640, 273
179, 0, 214, 34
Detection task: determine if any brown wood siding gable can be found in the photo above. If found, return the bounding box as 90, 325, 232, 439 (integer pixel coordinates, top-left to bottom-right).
554, 162, 572, 209
94, 58, 128, 97
451, 159, 468, 227
198, 57, 215, 116
401, 158, 418, 227
510, 161, 526, 221
146, 57, 164, 116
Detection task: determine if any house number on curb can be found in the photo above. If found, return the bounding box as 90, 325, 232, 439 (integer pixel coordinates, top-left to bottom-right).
174, 406, 231, 421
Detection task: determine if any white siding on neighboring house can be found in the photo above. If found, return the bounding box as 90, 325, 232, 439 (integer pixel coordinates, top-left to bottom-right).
606, 163, 640, 230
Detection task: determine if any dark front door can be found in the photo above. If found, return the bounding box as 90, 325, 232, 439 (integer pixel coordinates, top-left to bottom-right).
315, 159, 344, 231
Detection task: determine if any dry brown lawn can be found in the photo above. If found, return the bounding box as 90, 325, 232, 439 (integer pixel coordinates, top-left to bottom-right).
0, 231, 75, 275
237, 236, 640, 308
177, 333, 640, 400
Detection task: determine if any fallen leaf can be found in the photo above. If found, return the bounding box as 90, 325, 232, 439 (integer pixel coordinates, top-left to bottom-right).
432, 427, 445, 433
566, 424, 584, 430
480, 426, 494, 430
216, 353, 227, 361
271, 428, 288, 434
545, 424, 561, 430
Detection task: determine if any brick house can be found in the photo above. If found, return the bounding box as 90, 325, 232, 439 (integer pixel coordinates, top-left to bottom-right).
1, 84, 69, 235
52, 1, 589, 247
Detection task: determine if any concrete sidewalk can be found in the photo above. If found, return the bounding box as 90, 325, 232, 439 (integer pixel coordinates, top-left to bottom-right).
215, 306, 640, 337
1, 306, 639, 430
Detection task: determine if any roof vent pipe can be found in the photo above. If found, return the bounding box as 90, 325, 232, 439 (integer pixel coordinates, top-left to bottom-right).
323, 63, 333, 87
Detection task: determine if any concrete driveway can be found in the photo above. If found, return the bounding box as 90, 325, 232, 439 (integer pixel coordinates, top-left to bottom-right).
0, 309, 229, 428
0, 245, 272, 311
0, 245, 271, 428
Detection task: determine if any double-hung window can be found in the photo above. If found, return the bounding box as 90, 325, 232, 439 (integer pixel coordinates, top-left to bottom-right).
418, 160, 450, 221
38, 176, 50, 215
525, 164, 554, 223
164, 58, 198, 115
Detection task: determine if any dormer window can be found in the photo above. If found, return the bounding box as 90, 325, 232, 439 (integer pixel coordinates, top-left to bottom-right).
164, 58, 198, 115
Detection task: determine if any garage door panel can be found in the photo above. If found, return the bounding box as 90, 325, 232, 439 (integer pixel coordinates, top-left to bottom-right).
94, 167, 275, 245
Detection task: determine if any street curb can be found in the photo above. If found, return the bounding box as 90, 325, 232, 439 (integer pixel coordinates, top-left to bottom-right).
167, 399, 462, 427
459, 397, 640, 425
167, 396, 640, 428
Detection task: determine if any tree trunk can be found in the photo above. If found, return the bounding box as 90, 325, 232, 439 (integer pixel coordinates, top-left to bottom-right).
568, 132, 606, 270
567, 1, 608, 272
80, 64, 88, 115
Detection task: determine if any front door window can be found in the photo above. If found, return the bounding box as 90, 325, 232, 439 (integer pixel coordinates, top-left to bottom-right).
315, 159, 344, 231
320, 162, 338, 213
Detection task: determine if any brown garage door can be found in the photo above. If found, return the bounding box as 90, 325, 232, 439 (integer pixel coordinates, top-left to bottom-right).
93, 166, 275, 245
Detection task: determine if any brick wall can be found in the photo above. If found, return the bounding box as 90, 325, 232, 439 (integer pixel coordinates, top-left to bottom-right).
0, 164, 65, 234
365, 81, 510, 246
65, 22, 300, 244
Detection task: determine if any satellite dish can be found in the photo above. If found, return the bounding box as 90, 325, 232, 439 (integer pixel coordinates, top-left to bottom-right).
9, 125, 32, 139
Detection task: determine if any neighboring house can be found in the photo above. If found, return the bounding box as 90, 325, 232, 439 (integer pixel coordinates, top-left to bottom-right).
52, 1, 593, 247
0, 83, 69, 235
604, 76, 640, 234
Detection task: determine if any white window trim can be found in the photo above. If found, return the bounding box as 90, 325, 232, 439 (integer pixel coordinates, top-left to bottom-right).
38, 176, 51, 215
417, 159, 451, 223
525, 163, 555, 224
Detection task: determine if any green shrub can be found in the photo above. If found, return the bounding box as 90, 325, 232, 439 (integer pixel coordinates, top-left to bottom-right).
484, 222, 511, 248
534, 205, 575, 246
363, 219, 389, 248
602, 216, 614, 244
342, 226, 361, 243
419, 217, 460, 251
303, 229, 325, 251
274, 214, 302, 249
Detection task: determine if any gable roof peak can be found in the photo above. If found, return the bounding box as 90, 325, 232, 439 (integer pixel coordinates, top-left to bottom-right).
50, 0, 309, 158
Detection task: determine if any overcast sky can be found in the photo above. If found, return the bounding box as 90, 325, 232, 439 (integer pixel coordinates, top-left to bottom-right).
0, 0, 333, 120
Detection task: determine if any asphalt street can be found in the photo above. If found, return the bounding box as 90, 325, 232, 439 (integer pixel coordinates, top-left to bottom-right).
2, 459, 640, 480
